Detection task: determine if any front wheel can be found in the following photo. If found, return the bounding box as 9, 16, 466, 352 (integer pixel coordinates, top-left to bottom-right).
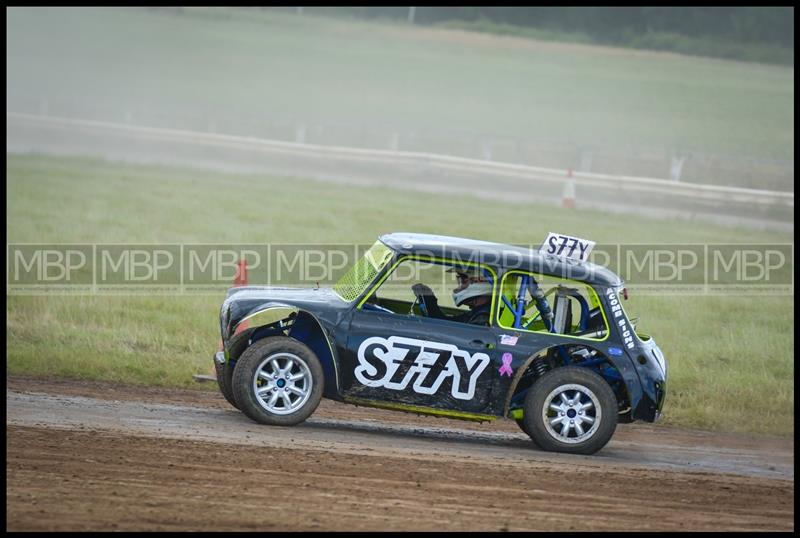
232, 336, 324, 426
215, 327, 256, 410
523, 367, 617, 455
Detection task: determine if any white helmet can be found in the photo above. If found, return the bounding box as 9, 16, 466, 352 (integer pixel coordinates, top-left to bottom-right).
448, 267, 492, 306
452, 281, 493, 307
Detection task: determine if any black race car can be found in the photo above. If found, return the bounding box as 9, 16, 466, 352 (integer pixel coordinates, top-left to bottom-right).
214, 233, 667, 455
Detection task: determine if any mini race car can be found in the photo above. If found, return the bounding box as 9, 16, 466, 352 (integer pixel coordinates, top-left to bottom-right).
214, 232, 667, 455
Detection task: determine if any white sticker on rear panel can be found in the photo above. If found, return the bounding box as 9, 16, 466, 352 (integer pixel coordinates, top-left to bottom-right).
499, 334, 518, 346
539, 232, 595, 262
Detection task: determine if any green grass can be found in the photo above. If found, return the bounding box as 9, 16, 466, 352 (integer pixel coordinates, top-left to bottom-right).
6, 153, 794, 436
6, 7, 795, 172
437, 18, 794, 66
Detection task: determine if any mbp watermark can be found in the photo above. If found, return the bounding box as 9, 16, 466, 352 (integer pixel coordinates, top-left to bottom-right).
182, 245, 268, 292
706, 244, 792, 294
8, 244, 93, 294
96, 245, 181, 293
6, 242, 793, 296
618, 244, 706, 295
267, 244, 356, 286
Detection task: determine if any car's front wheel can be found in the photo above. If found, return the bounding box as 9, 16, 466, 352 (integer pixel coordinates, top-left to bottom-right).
523, 366, 617, 455
215, 327, 256, 410
232, 336, 324, 426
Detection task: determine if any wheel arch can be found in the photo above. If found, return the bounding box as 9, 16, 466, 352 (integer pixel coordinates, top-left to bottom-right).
504, 343, 631, 418
230, 304, 340, 398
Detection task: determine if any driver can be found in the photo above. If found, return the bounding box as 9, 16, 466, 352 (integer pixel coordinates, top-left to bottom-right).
411, 267, 492, 326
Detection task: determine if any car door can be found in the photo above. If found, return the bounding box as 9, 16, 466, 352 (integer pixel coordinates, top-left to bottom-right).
338, 307, 502, 416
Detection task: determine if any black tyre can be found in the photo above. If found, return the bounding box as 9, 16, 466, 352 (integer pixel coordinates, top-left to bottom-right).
515, 418, 530, 436
523, 366, 617, 455
215, 327, 255, 410
232, 336, 324, 426
213, 358, 233, 406
513, 417, 543, 448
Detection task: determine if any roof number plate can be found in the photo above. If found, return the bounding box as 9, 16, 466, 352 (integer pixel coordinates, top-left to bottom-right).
539, 232, 595, 262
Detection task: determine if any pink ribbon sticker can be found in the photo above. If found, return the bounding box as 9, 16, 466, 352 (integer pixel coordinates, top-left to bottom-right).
499, 352, 514, 377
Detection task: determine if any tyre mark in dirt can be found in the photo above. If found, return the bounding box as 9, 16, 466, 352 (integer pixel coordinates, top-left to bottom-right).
6, 390, 793, 480
7, 425, 793, 531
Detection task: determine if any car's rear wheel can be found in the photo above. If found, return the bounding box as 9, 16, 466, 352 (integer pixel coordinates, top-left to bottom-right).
515, 418, 530, 436
513, 416, 543, 448
523, 366, 617, 455
232, 336, 324, 426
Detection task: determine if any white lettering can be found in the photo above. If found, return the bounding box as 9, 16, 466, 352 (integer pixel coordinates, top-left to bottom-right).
355, 336, 490, 400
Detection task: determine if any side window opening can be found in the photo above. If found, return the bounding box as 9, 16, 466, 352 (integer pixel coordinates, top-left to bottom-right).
359, 257, 496, 327
498, 272, 608, 340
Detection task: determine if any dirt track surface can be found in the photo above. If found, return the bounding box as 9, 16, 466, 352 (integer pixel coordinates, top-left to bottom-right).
6, 376, 795, 531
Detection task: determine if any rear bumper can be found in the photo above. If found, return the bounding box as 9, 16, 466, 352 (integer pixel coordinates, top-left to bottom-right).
630, 339, 668, 422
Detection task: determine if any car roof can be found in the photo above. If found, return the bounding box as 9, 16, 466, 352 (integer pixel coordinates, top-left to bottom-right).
378, 232, 623, 288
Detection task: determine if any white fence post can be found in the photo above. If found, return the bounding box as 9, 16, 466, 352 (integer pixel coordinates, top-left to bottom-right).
563, 169, 576, 209
670, 154, 687, 182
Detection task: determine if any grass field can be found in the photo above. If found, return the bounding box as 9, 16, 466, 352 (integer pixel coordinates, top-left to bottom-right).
6, 153, 794, 436
6, 7, 794, 171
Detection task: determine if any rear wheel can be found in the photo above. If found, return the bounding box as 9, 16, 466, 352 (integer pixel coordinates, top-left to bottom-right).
232, 336, 324, 426
515, 418, 530, 436
523, 367, 617, 455
513, 416, 543, 448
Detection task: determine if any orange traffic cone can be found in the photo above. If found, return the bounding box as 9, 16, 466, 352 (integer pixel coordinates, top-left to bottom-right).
233, 258, 248, 287
201, 258, 250, 382
233, 258, 249, 334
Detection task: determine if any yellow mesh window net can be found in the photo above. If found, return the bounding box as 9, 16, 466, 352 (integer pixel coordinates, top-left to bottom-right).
333, 241, 393, 302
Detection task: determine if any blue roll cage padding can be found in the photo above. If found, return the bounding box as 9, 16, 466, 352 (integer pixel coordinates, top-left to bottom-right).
493, 269, 575, 366
418, 295, 428, 316
486, 269, 517, 318
493, 270, 557, 333
528, 278, 555, 333
514, 275, 529, 329
488, 271, 622, 404
489, 268, 623, 385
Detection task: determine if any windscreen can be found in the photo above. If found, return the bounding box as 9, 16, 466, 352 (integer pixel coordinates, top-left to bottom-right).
332, 240, 394, 302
